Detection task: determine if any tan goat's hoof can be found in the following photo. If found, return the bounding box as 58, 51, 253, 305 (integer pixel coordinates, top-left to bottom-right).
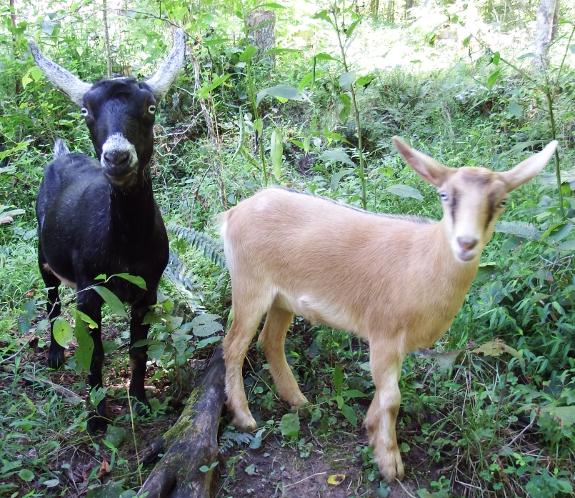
375, 446, 405, 483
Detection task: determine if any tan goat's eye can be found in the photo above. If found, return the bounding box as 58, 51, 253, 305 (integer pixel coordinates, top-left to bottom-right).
499, 200, 507, 208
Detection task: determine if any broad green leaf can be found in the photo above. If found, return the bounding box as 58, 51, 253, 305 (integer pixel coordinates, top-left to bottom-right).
330, 168, 354, 192
93, 286, 128, 318
298, 72, 313, 90
86, 480, 125, 498
333, 365, 343, 395
386, 184, 423, 201
338, 93, 351, 123
495, 221, 541, 241
492, 51, 500, 66
262, 48, 301, 55
191, 313, 223, 337
270, 129, 283, 180
356, 74, 374, 87
280, 413, 300, 437
43, 478, 60, 488
256, 84, 308, 106
75, 310, 98, 328
53, 318, 73, 348
313, 10, 334, 27
558, 239, 575, 252
73, 311, 94, 371
253, 118, 263, 134
338, 71, 356, 89
18, 469, 35, 482
196, 336, 222, 348
340, 403, 357, 427
239, 45, 257, 63
545, 222, 573, 244
540, 406, 575, 427
115, 273, 147, 290
518, 52, 536, 59
463, 35, 471, 47
105, 425, 127, 448
319, 149, 355, 167
508, 102, 522, 118
487, 70, 500, 89
315, 52, 337, 61
0, 141, 29, 161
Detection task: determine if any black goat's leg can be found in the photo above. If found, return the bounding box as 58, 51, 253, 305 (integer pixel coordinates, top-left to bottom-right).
78, 291, 108, 432
128, 294, 155, 415
39, 244, 64, 369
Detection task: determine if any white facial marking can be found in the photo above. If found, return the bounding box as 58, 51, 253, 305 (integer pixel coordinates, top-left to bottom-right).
100, 133, 137, 170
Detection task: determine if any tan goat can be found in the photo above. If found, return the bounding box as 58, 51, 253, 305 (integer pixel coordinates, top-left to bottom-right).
221, 137, 558, 482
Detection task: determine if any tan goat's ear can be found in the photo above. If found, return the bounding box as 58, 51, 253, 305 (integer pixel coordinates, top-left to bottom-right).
392, 136, 451, 187
501, 140, 558, 191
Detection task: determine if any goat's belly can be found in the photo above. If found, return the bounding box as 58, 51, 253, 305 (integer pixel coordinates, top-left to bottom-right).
42, 263, 77, 289
276, 293, 359, 333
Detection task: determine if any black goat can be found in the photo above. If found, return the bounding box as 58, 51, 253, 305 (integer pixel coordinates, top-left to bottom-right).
30, 29, 185, 430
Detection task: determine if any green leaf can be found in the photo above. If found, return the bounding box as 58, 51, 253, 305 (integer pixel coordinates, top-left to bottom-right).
256, 84, 308, 106
315, 52, 337, 61
463, 35, 471, 47
356, 74, 373, 87
105, 425, 127, 448
196, 336, 222, 349
0, 141, 29, 161
338, 71, 356, 89
197, 73, 232, 99
73, 311, 94, 371
191, 313, 223, 337
487, 70, 500, 90
346, 19, 360, 39
558, 239, 575, 252
53, 318, 73, 348
386, 184, 423, 201
495, 221, 541, 241
492, 51, 500, 66
239, 45, 257, 63
244, 464, 257, 475
313, 10, 334, 27
93, 286, 128, 318
540, 406, 575, 427
508, 102, 522, 118
338, 93, 351, 123
280, 413, 300, 438
199, 461, 218, 473
518, 52, 536, 59
545, 222, 573, 244
18, 469, 34, 482
270, 129, 283, 180
330, 169, 354, 192
75, 310, 98, 329
319, 148, 355, 167
262, 48, 302, 55
333, 365, 343, 395
43, 478, 60, 488
115, 273, 147, 290
340, 403, 357, 427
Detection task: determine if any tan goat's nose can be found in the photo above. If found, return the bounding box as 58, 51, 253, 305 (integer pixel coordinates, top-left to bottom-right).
457, 237, 478, 251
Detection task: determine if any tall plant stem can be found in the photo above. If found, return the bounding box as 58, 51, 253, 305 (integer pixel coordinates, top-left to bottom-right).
332, 9, 367, 210
545, 84, 564, 218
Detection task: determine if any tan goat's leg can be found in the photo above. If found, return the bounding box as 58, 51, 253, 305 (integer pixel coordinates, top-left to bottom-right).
258, 305, 308, 408
223, 312, 263, 431
365, 344, 405, 482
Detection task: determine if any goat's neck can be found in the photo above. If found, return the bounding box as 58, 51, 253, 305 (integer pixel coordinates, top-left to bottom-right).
429, 219, 479, 296
109, 172, 157, 228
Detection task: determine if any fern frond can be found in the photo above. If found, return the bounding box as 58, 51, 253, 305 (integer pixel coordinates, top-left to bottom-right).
163, 250, 206, 313
167, 224, 226, 268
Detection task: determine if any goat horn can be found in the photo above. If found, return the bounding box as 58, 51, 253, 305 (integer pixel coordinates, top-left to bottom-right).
29, 39, 92, 107
145, 28, 186, 103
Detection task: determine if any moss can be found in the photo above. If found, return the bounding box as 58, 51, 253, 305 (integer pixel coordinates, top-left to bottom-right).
162, 386, 203, 446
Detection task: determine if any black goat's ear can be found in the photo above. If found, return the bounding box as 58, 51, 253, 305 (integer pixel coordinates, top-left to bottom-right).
29, 38, 92, 107
144, 28, 186, 103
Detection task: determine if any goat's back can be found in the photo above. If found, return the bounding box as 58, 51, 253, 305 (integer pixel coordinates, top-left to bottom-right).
221, 188, 476, 349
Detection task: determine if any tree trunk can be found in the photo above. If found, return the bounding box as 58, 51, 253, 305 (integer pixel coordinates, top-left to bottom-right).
137, 345, 226, 498
533, 0, 559, 70
246, 9, 276, 64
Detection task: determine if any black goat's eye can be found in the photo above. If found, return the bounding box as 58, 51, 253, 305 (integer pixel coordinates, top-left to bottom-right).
439, 192, 448, 201
148, 105, 156, 114
81, 107, 89, 116
499, 199, 507, 208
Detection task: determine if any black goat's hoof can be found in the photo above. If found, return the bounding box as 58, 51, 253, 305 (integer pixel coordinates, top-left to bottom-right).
47, 349, 65, 369
87, 411, 110, 433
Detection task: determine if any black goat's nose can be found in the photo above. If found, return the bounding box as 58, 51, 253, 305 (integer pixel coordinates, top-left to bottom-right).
104, 150, 130, 166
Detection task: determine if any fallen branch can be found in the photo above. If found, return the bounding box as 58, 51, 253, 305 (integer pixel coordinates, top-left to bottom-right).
137, 345, 226, 498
